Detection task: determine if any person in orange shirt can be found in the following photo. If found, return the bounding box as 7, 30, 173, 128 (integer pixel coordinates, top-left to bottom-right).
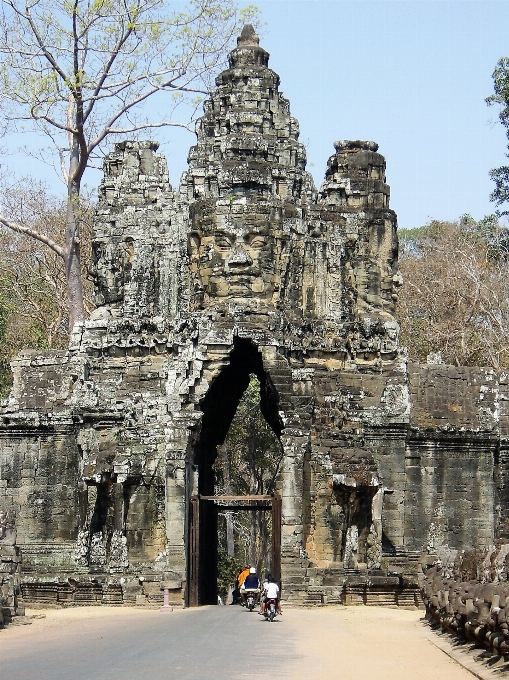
237, 566, 250, 589
233, 566, 250, 605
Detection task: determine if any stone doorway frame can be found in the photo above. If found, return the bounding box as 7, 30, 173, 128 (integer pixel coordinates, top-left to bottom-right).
186, 494, 282, 607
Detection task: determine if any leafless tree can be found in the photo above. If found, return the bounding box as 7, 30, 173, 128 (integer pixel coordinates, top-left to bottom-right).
398, 216, 509, 369
0, 0, 257, 330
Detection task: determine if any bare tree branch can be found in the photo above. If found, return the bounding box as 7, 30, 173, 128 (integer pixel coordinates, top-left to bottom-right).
0, 215, 64, 257
0, 0, 260, 329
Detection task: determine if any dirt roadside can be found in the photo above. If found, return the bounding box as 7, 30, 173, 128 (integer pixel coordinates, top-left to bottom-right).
283, 606, 475, 680
0, 605, 155, 640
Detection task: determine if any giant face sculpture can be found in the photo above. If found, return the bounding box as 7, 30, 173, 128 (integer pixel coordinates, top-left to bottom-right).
91, 238, 134, 306
189, 200, 280, 307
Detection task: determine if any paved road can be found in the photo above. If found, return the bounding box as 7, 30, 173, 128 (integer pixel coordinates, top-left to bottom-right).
1, 606, 295, 680
1, 605, 479, 680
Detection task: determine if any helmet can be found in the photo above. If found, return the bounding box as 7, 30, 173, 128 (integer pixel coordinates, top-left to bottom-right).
250, 567, 256, 573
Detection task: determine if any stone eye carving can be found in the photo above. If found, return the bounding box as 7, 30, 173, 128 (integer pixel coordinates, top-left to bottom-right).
248, 235, 266, 249
214, 235, 234, 250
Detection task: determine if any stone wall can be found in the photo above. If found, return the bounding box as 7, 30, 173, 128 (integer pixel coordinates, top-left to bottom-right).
0, 516, 21, 625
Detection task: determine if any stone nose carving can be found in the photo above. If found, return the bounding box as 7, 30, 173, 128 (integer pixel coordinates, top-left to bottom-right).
227, 243, 253, 268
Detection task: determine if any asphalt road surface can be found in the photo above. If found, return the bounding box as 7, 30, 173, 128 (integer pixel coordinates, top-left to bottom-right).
1, 605, 294, 680
1, 604, 477, 680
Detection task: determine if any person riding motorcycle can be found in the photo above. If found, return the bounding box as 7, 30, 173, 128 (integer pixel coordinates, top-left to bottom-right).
237, 566, 250, 588
240, 567, 260, 606
233, 566, 250, 605
259, 575, 282, 615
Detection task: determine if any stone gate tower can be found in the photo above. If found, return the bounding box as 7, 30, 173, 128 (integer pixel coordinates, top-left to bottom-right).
0, 26, 505, 611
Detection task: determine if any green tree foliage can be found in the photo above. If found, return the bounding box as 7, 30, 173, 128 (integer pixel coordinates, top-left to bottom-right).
0, 0, 258, 330
216, 540, 243, 603
215, 375, 282, 498
398, 215, 509, 368
487, 57, 509, 214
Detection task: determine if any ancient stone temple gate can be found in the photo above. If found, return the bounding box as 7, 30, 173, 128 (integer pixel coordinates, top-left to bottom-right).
187, 494, 281, 606
0, 26, 507, 615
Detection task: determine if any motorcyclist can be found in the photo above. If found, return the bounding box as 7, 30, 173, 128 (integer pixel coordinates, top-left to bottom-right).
259, 575, 282, 615
237, 566, 250, 588
233, 566, 250, 605
240, 567, 260, 606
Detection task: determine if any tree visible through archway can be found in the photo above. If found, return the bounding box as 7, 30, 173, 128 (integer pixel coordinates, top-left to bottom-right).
214, 374, 283, 600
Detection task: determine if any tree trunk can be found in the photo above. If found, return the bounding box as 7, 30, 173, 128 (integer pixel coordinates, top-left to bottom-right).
218, 444, 235, 557
248, 422, 257, 566
256, 508, 270, 575
65, 134, 86, 332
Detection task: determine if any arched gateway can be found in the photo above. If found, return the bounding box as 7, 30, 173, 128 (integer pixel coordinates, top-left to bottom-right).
188, 338, 285, 606
0, 26, 503, 613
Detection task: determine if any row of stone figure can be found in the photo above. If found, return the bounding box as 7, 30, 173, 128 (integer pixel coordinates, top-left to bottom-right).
421, 543, 509, 658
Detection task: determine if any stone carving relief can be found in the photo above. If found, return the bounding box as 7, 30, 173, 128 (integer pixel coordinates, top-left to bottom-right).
89, 532, 107, 568
0, 509, 16, 546
426, 503, 448, 553
380, 384, 410, 418
366, 488, 384, 570
343, 524, 359, 569
90, 239, 134, 306
74, 527, 89, 567
109, 530, 129, 573
189, 201, 281, 308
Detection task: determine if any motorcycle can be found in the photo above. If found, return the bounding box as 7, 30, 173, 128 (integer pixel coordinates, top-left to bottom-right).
264, 598, 278, 622
245, 590, 258, 612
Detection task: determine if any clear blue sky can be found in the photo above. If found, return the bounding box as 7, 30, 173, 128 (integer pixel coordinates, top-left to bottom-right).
5, 1, 509, 230
247, 0, 509, 229
166, 0, 509, 228
238, 0, 509, 229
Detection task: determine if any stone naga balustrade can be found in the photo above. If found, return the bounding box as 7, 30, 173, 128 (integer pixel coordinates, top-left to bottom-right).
421, 543, 509, 658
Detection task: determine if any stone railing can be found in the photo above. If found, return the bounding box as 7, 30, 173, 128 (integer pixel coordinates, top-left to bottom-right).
421, 543, 509, 658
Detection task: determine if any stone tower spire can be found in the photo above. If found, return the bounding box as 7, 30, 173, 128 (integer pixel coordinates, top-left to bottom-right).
183, 25, 309, 204
183, 25, 314, 311
228, 24, 269, 68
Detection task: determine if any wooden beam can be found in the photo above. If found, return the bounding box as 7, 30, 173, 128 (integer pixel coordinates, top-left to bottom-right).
216, 504, 271, 511
198, 495, 274, 501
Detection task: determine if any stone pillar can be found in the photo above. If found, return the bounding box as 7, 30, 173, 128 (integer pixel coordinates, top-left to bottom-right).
74, 483, 90, 567
165, 461, 187, 576
78, 483, 88, 529
366, 488, 384, 570
113, 482, 124, 532
280, 433, 304, 555
280, 431, 309, 602
160, 588, 173, 612
109, 478, 128, 573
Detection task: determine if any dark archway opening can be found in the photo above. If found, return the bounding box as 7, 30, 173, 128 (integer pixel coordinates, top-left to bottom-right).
189, 338, 283, 605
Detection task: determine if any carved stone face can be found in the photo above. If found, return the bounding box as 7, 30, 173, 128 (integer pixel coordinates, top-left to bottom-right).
91, 239, 133, 306
189, 203, 279, 305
